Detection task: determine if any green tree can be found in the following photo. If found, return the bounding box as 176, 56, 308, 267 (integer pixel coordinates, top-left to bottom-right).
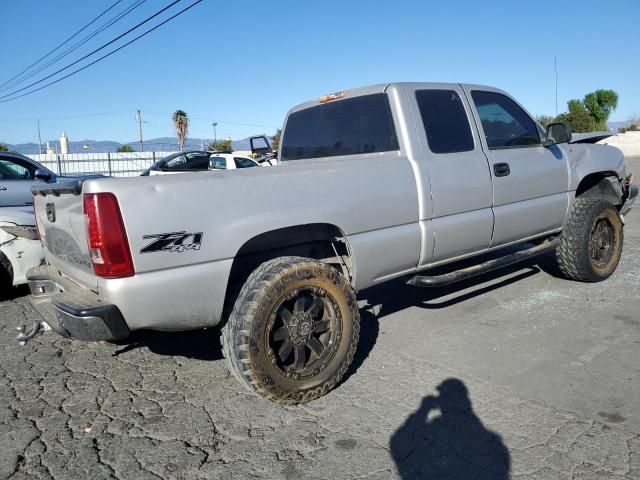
271, 128, 282, 150
0, 144, 8, 151
554, 97, 596, 133
208, 138, 232, 151
116, 144, 135, 153
172, 110, 189, 151
535, 115, 554, 128
583, 90, 618, 130
554, 90, 618, 133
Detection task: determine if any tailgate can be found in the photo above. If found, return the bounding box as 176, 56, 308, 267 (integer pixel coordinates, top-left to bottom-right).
32, 181, 97, 289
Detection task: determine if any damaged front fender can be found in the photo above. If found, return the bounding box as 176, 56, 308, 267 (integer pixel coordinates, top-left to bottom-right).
564, 142, 626, 192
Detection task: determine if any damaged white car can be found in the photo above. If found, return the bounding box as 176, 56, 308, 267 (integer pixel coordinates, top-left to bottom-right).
0, 206, 42, 288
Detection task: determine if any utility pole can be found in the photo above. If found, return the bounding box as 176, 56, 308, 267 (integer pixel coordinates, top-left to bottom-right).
554, 57, 558, 117
36, 119, 42, 155
136, 110, 144, 152
212, 122, 218, 148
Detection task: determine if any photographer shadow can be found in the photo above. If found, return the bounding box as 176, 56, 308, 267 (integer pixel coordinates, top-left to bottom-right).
390, 378, 510, 479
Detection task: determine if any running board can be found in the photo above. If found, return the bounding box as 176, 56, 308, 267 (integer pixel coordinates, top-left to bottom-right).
407, 238, 560, 288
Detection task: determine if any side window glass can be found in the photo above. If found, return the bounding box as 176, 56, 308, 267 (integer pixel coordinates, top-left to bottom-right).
415, 90, 474, 154
234, 157, 258, 168
471, 91, 540, 148
163, 154, 187, 170
163, 153, 209, 171
0, 158, 35, 179
184, 152, 210, 170
209, 156, 227, 169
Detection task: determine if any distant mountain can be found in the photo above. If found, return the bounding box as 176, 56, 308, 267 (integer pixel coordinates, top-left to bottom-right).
608, 121, 632, 132
0, 136, 264, 154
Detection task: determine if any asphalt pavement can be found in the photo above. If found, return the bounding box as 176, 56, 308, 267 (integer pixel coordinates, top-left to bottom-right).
0, 158, 639, 479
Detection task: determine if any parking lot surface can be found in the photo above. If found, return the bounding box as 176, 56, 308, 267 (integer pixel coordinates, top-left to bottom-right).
1, 159, 639, 480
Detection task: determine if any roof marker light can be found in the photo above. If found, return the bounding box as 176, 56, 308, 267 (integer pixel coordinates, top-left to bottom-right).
319, 91, 345, 103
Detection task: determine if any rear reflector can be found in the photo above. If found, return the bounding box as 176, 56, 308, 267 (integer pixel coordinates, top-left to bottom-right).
83, 193, 134, 278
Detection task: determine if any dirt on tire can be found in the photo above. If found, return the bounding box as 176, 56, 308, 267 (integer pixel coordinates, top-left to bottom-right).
220, 256, 360, 404
555, 198, 623, 282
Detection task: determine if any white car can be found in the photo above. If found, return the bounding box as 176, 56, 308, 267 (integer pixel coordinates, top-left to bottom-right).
0, 206, 43, 287
141, 151, 261, 176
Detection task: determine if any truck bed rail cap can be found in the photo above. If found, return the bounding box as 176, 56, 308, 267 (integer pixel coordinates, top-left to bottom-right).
32, 180, 84, 196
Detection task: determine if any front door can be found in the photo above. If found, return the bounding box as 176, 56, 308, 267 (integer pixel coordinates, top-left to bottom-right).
464, 87, 569, 247
0, 155, 39, 207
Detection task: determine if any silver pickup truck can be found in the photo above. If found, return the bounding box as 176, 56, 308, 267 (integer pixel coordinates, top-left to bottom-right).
27, 83, 637, 404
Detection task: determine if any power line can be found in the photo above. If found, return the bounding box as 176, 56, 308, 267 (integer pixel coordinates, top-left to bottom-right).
0, 0, 148, 93
0, 0, 124, 91
0, 0, 202, 104
0, 0, 184, 101
0, 111, 134, 122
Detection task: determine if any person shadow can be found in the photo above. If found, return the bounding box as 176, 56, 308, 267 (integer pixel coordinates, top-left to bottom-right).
390, 378, 510, 479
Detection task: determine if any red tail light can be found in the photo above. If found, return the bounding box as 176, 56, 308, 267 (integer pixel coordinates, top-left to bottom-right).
83, 193, 134, 278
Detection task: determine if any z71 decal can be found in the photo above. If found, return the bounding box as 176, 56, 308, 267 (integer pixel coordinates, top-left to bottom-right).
140, 231, 203, 254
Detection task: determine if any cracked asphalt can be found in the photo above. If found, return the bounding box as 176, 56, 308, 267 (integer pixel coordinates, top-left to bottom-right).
1, 158, 639, 479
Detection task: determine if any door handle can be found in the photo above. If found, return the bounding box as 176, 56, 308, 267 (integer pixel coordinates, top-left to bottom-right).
493, 162, 510, 177
0, 186, 7, 191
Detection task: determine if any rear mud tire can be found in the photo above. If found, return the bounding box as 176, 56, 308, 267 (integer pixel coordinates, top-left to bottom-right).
0, 252, 13, 292
221, 256, 360, 404
555, 198, 623, 282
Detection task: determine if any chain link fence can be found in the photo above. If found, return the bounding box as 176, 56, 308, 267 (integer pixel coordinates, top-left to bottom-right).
26, 152, 177, 177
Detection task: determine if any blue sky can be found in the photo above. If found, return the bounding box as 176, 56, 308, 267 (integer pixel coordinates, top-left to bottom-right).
1, 0, 638, 145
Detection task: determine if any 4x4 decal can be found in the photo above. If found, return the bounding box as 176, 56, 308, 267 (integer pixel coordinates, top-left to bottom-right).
140, 231, 203, 254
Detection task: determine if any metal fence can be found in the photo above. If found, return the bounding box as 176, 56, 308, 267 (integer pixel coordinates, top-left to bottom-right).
26, 152, 177, 177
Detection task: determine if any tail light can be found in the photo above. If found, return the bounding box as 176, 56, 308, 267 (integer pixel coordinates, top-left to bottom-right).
83, 193, 134, 278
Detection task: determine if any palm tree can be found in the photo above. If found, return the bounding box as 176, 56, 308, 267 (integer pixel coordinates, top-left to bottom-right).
172, 110, 189, 151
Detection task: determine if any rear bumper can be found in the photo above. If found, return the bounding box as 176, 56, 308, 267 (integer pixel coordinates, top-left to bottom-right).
26, 265, 130, 341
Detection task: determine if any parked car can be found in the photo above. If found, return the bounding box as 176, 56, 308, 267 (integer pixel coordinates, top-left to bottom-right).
0, 152, 105, 207
0, 206, 42, 287
140, 151, 260, 176
27, 82, 637, 404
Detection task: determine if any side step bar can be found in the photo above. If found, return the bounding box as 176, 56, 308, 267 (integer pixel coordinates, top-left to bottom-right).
408, 238, 560, 288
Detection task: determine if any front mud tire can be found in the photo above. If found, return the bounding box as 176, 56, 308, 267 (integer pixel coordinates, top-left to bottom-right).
555, 198, 623, 282
221, 256, 360, 404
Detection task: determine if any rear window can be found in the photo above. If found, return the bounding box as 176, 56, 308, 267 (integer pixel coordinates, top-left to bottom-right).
281, 93, 399, 161
415, 90, 474, 154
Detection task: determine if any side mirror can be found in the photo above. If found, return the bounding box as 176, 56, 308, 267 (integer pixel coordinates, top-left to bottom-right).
34, 168, 52, 182
545, 122, 572, 146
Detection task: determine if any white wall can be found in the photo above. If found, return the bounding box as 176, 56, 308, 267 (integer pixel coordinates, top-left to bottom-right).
27, 151, 177, 177
598, 131, 640, 157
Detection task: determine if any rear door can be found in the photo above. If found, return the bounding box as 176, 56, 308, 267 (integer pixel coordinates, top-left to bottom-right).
464, 87, 569, 246
409, 86, 494, 264
0, 155, 41, 206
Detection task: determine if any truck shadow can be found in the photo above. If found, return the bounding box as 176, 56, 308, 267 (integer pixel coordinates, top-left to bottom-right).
0, 284, 30, 301
114, 250, 555, 377
341, 253, 551, 385
112, 328, 225, 361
